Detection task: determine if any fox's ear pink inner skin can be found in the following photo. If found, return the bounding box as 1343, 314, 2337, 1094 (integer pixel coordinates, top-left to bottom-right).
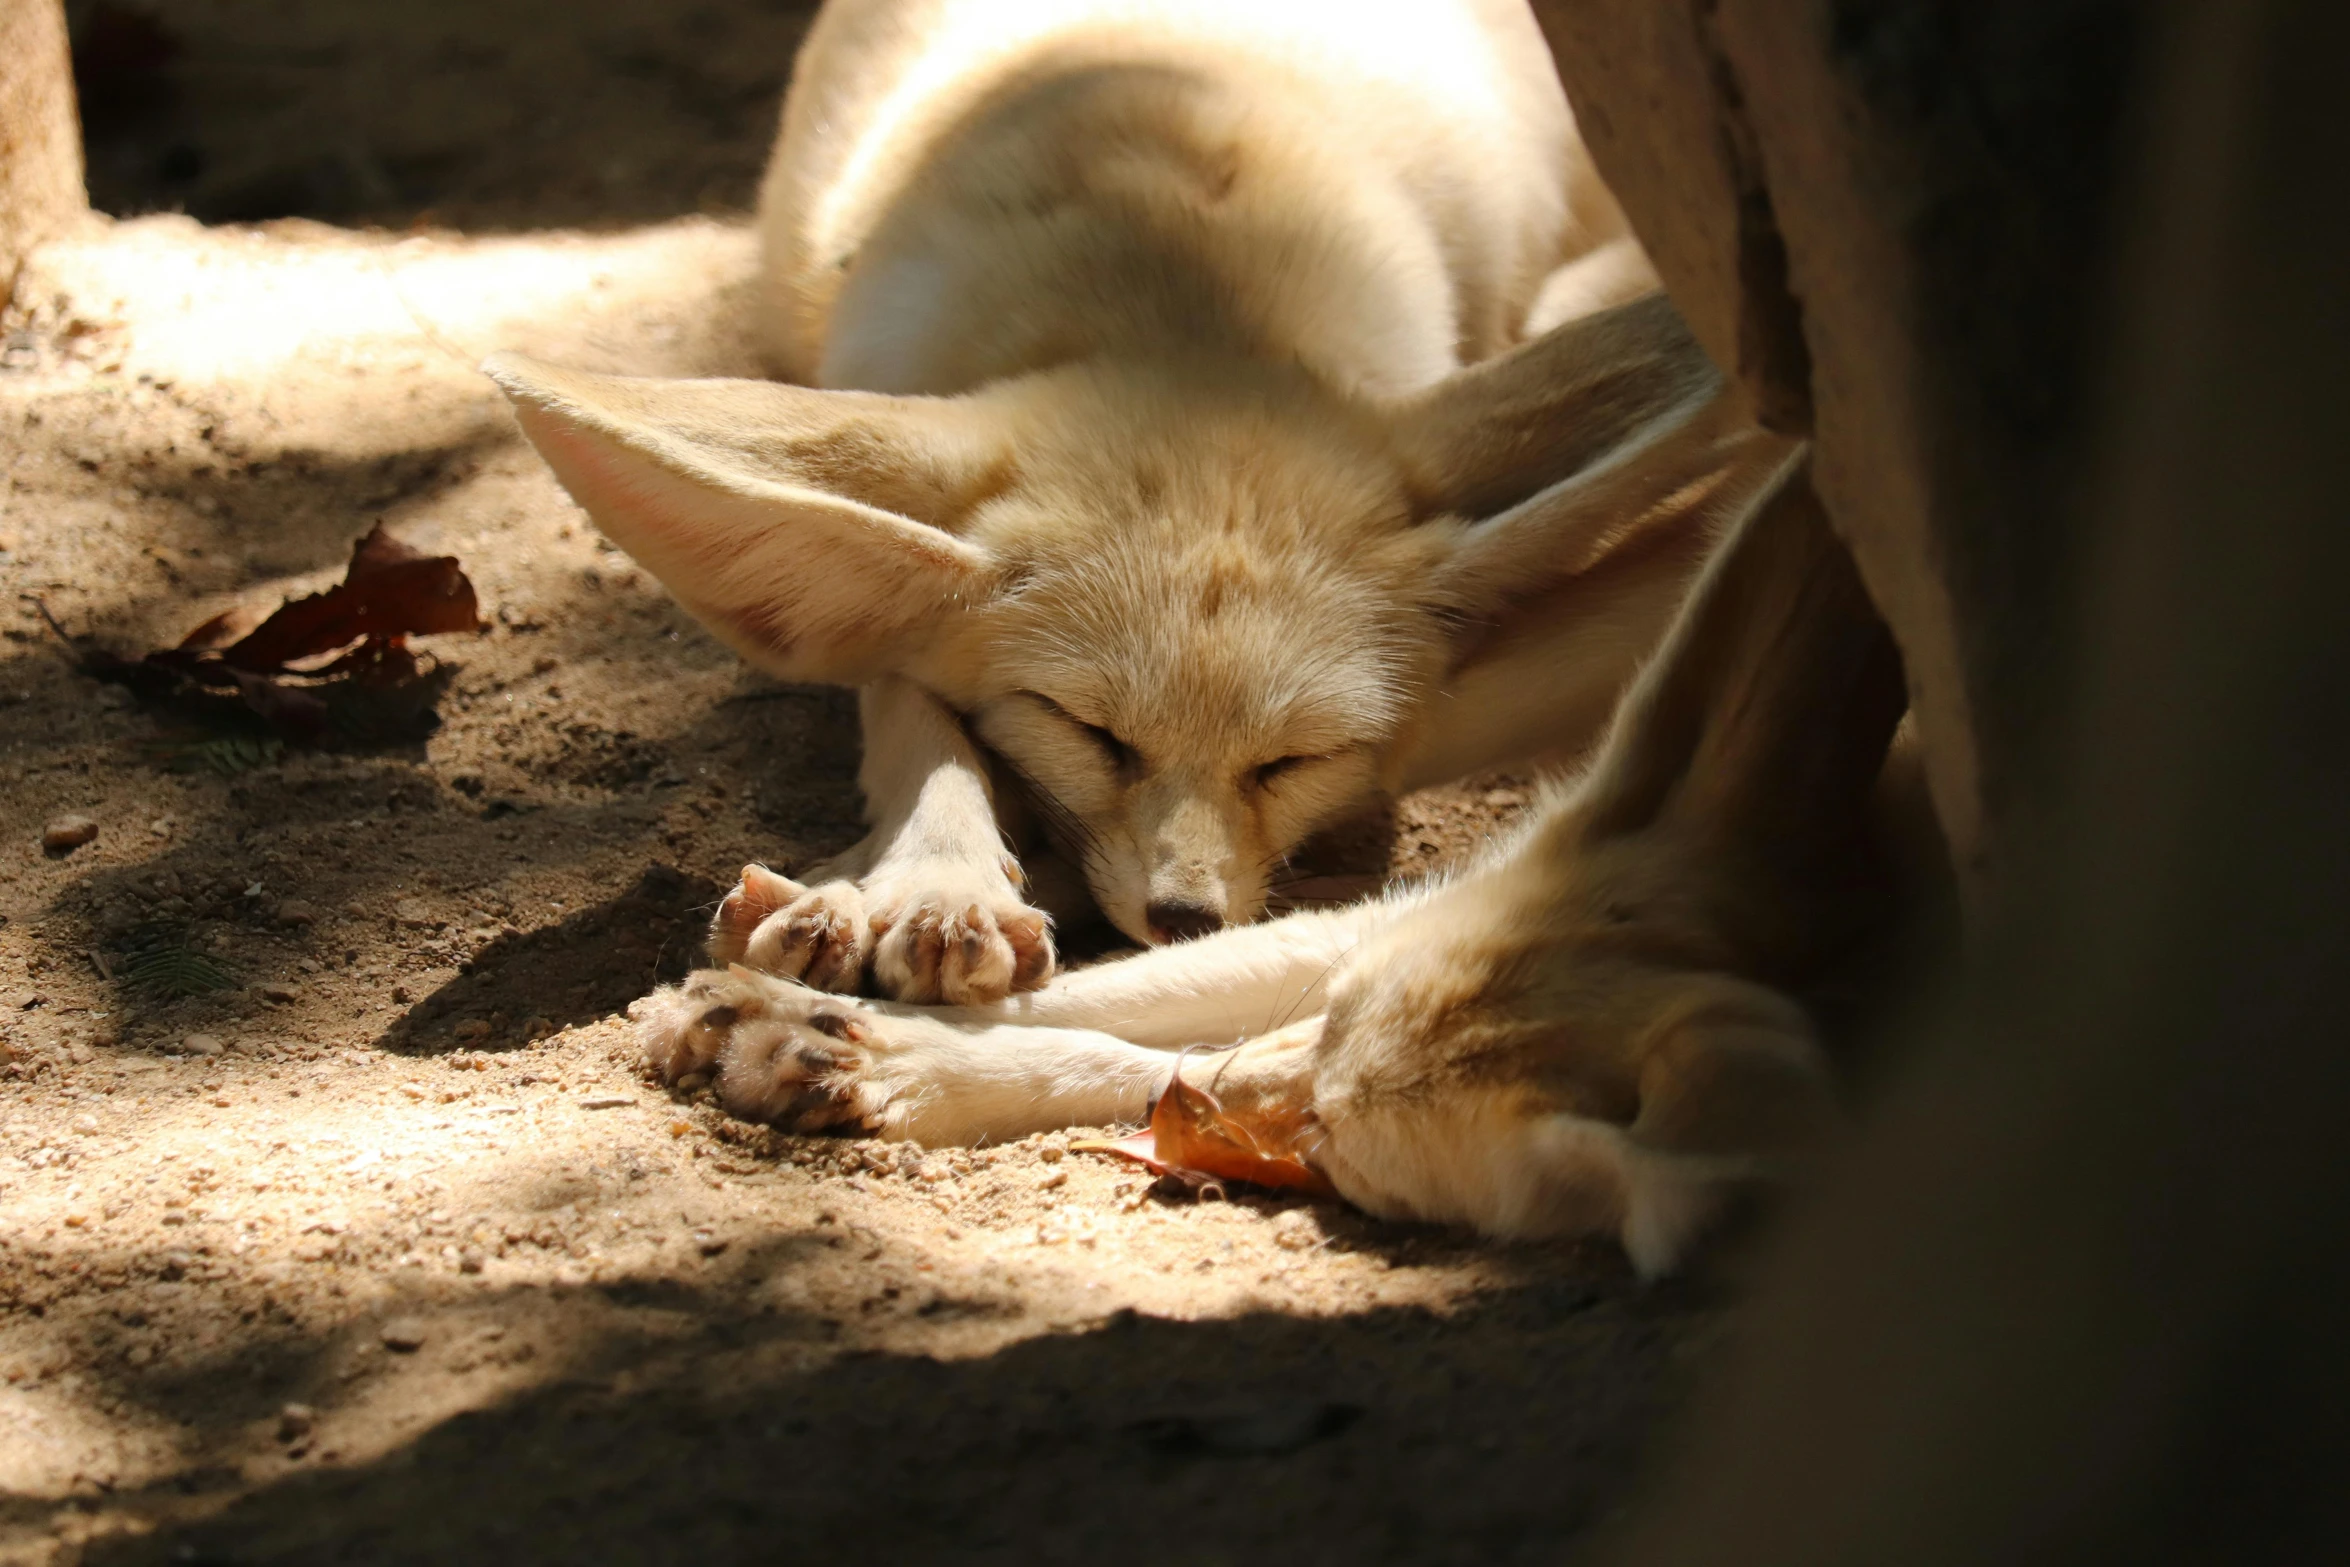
482, 352, 999, 685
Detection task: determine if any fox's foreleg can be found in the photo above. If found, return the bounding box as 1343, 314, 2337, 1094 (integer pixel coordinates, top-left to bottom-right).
712, 675, 1055, 1004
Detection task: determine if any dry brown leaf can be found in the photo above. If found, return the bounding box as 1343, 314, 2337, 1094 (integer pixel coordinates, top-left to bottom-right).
214, 524, 479, 672
1076, 1057, 1336, 1198
50, 523, 482, 740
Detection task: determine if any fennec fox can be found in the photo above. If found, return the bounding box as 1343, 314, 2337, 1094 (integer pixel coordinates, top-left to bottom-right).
486, 0, 1787, 1005
635, 456, 1914, 1275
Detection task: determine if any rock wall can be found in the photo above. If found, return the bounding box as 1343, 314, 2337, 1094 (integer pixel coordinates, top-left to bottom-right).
1536, 0, 2145, 912
1561, 1, 2350, 1558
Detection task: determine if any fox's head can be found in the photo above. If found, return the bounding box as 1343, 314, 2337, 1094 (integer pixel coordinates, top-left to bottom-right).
487, 295, 1727, 946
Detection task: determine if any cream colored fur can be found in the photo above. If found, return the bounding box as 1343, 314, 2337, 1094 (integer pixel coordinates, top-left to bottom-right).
486, 0, 1790, 1009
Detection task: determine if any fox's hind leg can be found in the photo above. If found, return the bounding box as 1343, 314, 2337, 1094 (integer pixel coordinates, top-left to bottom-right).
950, 893, 1420, 1047
633, 966, 1171, 1145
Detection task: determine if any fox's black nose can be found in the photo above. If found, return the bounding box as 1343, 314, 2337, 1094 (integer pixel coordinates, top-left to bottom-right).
1145, 901, 1224, 944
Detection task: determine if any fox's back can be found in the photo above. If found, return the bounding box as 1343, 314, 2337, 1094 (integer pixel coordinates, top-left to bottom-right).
757, 0, 1600, 398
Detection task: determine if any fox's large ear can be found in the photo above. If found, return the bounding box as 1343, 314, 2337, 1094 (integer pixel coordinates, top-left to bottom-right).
1575, 460, 1906, 850
483, 354, 1013, 684
1389, 294, 1781, 614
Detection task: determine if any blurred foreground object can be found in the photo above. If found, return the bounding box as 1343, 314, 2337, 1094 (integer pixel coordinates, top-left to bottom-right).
1536, 0, 2350, 1559
0, 0, 86, 278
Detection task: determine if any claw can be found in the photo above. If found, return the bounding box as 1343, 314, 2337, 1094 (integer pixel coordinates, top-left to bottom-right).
738, 863, 797, 919
713, 863, 806, 966
805, 1010, 870, 1045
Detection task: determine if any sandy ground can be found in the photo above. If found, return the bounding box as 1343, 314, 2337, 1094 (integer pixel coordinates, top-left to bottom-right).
0, 5, 1724, 1562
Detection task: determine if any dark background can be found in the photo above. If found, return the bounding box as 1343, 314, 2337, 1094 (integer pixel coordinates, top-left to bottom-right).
68, 0, 819, 230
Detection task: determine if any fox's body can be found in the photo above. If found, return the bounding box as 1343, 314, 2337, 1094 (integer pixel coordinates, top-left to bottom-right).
490, 0, 1765, 1005
757, 0, 1635, 398
489, 0, 1885, 1272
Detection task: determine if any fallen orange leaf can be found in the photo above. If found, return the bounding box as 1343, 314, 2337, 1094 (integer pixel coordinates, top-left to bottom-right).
1076, 1057, 1336, 1198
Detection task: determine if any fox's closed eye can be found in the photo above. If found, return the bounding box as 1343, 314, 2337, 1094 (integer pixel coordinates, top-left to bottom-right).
1020, 690, 1140, 771
1252, 754, 1323, 788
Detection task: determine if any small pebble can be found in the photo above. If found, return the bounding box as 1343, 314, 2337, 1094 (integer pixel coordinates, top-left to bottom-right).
1272, 1210, 1320, 1250
379, 1319, 428, 1353
41, 816, 98, 853
277, 1403, 316, 1441
1037, 1169, 1069, 1191
1038, 1144, 1066, 1164
694, 1230, 727, 1257
451, 1019, 492, 1043
274, 899, 319, 926
181, 1033, 225, 1057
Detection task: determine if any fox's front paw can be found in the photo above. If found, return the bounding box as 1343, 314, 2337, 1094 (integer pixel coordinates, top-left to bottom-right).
710, 860, 1054, 1003
862, 857, 1055, 1004
710, 864, 871, 994
631, 967, 887, 1134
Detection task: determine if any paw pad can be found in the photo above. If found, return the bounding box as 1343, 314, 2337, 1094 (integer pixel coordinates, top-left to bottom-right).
632, 968, 885, 1136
